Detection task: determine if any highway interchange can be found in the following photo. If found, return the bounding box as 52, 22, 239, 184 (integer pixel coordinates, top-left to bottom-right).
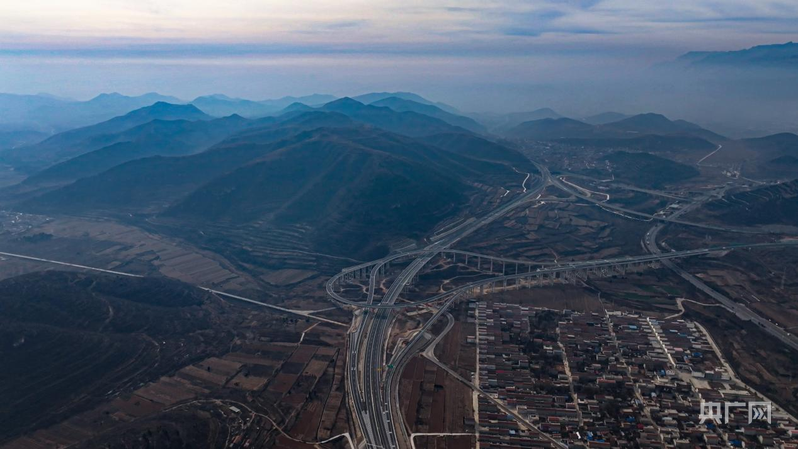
344, 170, 550, 449
328, 160, 798, 449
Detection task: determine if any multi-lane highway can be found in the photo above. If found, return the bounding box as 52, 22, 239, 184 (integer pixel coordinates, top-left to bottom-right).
344, 171, 550, 449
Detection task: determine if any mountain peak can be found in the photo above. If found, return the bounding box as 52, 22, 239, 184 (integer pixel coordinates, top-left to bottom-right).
120, 102, 210, 121
322, 97, 366, 111
89, 92, 127, 102
608, 112, 674, 131
282, 102, 314, 113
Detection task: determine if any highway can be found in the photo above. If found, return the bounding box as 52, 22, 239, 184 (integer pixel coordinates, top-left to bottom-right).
551, 174, 770, 235
346, 172, 550, 449
641, 191, 798, 352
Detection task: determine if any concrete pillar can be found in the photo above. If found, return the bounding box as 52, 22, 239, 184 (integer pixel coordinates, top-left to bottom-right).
515, 263, 518, 274
477, 257, 481, 270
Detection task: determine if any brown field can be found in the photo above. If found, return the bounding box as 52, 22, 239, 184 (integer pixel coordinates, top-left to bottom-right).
413, 435, 476, 449
400, 355, 474, 434
268, 373, 299, 394
230, 372, 270, 390
482, 283, 607, 314
260, 268, 318, 286
178, 364, 231, 386
453, 189, 653, 263
0, 215, 256, 291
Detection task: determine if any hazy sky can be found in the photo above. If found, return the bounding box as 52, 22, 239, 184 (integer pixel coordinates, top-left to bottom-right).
2, 0, 798, 112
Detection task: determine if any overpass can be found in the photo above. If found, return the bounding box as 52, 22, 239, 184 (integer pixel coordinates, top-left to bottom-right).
327, 241, 797, 310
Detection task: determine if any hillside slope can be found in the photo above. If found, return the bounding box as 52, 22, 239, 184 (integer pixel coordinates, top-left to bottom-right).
701, 180, 798, 226
371, 97, 486, 133
320, 98, 470, 137
0, 271, 228, 442
19, 115, 250, 189
602, 151, 700, 188
21, 126, 490, 258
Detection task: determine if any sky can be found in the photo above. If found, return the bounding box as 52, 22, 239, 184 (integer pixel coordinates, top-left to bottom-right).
1, 0, 798, 113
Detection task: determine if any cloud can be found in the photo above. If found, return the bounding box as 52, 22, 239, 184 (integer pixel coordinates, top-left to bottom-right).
1, 0, 797, 66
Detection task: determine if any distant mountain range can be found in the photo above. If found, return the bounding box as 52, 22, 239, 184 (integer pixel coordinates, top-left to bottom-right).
17, 115, 252, 191
0, 92, 183, 133
320, 97, 473, 137
0, 102, 212, 172
351, 92, 459, 114
9, 96, 527, 259
581, 112, 630, 125
504, 113, 726, 143
189, 93, 337, 118
0, 94, 491, 175
672, 42, 798, 69
370, 97, 486, 134
0, 90, 467, 142
472, 108, 562, 134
